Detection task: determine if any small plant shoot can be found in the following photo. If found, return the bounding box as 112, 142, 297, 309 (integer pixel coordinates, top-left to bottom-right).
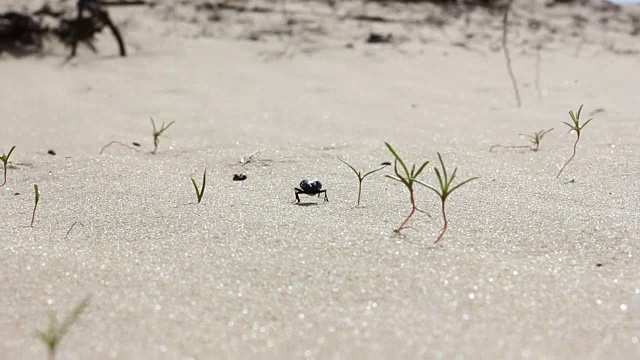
490, 128, 554, 152
418, 153, 478, 244
31, 184, 40, 227
35, 296, 91, 360
557, 105, 593, 179
0, 145, 16, 187
191, 169, 207, 204
338, 157, 389, 206
150, 117, 175, 154
384, 142, 430, 233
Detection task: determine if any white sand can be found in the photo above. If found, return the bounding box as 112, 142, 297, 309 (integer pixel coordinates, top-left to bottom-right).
1, 1, 638, 358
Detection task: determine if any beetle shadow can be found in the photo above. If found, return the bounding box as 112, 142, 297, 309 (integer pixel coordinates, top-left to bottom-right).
293, 202, 320, 207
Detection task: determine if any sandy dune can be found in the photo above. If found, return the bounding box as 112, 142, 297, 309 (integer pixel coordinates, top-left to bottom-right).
1, 1, 638, 359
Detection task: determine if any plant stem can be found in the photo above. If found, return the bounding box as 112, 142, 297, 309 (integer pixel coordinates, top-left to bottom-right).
502, 0, 521, 108
100, 141, 139, 155
557, 135, 579, 178
1, 163, 6, 187
434, 200, 448, 244
395, 189, 417, 232
357, 181, 362, 207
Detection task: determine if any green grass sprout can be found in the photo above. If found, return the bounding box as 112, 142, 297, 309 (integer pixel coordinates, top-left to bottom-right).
150, 117, 175, 155
557, 105, 593, 178
490, 128, 554, 152
35, 296, 91, 360
31, 184, 40, 227
338, 157, 389, 206
384, 142, 430, 233
191, 169, 207, 203
521, 128, 554, 151
0, 145, 16, 187
418, 153, 478, 244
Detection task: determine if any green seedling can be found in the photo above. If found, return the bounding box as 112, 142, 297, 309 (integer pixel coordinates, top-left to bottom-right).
385, 142, 430, 233
190, 169, 206, 203
490, 128, 554, 152
35, 296, 91, 360
418, 153, 478, 244
150, 117, 175, 154
0, 145, 16, 187
31, 184, 40, 227
338, 157, 389, 207
557, 105, 593, 179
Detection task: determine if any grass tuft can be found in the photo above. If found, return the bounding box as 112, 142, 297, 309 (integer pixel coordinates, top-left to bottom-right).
31, 184, 40, 227
35, 296, 91, 360
384, 142, 430, 233
490, 128, 554, 152
150, 117, 175, 155
338, 157, 389, 207
0, 145, 16, 187
190, 169, 207, 203
557, 105, 593, 179
418, 153, 478, 244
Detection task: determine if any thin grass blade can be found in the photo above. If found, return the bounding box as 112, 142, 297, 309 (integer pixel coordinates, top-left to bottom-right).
434, 167, 444, 192
201, 170, 206, 198
436, 153, 448, 183
413, 160, 430, 179
416, 179, 441, 196
385, 142, 409, 177
448, 176, 480, 193
338, 157, 361, 178
581, 118, 593, 129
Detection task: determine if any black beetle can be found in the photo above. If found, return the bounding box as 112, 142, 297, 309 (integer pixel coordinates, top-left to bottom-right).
233, 173, 247, 181
294, 179, 328, 204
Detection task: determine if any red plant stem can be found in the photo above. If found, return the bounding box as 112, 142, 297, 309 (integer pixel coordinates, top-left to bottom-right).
30, 202, 38, 227
395, 189, 417, 232
434, 200, 448, 244
557, 135, 579, 178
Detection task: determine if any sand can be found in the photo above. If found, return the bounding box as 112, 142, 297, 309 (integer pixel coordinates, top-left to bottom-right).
1, 0, 638, 358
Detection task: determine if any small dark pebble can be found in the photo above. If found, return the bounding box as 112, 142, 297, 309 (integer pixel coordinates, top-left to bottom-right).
366, 32, 392, 44
596, 263, 603, 267
47, 150, 56, 155
132, 142, 141, 147
14, 192, 20, 195
233, 173, 247, 181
